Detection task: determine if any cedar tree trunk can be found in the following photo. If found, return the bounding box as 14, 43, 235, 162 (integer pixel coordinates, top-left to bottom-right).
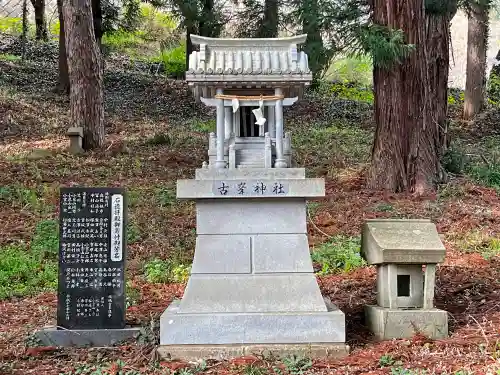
487, 48, 500, 102
62, 0, 104, 149
257, 0, 278, 37
368, 0, 439, 194
425, 4, 457, 157
199, 0, 214, 37
463, 1, 489, 120
302, 0, 325, 85
91, 0, 102, 50
30, 0, 48, 41
185, 25, 196, 79
57, 0, 70, 93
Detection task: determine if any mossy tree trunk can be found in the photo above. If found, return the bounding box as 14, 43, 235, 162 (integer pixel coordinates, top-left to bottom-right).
368, 0, 440, 194
62, 0, 104, 149
463, 0, 490, 120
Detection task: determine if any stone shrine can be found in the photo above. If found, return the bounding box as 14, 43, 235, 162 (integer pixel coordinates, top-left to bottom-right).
361, 219, 448, 340
158, 34, 348, 360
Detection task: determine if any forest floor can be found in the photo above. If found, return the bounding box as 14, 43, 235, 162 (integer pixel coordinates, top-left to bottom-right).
0, 35, 500, 375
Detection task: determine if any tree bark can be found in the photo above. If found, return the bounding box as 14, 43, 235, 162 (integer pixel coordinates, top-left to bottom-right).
57, 0, 70, 93
185, 25, 196, 80
91, 0, 102, 50
198, 0, 215, 37
30, 0, 48, 41
257, 0, 278, 37
425, 4, 457, 159
301, 0, 325, 84
487, 48, 500, 102
463, 1, 489, 120
62, 0, 104, 150
368, 0, 439, 194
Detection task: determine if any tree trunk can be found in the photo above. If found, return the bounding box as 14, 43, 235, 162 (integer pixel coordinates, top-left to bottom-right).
185, 25, 196, 80
425, 4, 457, 159
30, 0, 48, 41
301, 0, 325, 84
368, 0, 439, 194
487, 48, 500, 103
57, 0, 70, 93
62, 0, 104, 150
199, 0, 214, 37
257, 0, 278, 37
463, 1, 489, 120
91, 0, 102, 50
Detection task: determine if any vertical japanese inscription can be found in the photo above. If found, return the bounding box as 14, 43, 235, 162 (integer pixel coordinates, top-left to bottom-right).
57, 187, 127, 330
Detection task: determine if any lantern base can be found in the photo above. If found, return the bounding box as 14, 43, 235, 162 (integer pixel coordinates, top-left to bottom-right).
365, 305, 448, 340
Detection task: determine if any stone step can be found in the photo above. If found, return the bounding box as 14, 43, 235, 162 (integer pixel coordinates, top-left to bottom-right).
237, 149, 263, 154
237, 165, 265, 169
238, 162, 264, 166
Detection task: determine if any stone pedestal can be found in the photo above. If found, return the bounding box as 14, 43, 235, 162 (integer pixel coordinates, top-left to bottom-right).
34, 327, 141, 347
159, 168, 348, 360
365, 306, 448, 340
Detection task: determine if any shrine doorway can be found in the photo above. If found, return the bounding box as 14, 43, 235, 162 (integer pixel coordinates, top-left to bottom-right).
239, 106, 263, 137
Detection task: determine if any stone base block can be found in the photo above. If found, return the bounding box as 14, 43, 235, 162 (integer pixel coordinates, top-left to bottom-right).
365, 305, 448, 340
157, 343, 350, 361
34, 327, 141, 347
160, 301, 345, 345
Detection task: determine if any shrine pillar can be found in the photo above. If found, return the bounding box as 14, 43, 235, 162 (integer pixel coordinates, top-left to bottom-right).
274, 87, 287, 168
224, 107, 232, 139
215, 88, 226, 169
268, 106, 276, 138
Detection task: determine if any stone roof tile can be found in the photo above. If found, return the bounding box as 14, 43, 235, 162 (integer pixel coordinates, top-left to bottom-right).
186, 35, 311, 77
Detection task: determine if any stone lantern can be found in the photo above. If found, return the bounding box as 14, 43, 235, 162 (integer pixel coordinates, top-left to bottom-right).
361, 219, 448, 340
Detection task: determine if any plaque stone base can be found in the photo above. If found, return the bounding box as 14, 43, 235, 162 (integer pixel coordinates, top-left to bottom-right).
365, 305, 448, 340
34, 327, 142, 347
159, 170, 348, 360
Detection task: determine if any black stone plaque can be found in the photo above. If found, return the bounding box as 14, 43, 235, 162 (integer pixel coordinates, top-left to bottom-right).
57, 187, 127, 330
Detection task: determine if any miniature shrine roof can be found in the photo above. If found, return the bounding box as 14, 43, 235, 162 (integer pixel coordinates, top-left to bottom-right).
186, 34, 312, 87
361, 219, 446, 265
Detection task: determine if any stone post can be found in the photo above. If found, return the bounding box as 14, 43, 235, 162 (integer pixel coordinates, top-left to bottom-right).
224, 106, 232, 139
274, 87, 287, 168
423, 264, 437, 309
215, 88, 226, 169
268, 106, 276, 138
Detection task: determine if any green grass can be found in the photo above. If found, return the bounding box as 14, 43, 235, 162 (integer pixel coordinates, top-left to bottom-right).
444, 137, 500, 191
0, 244, 57, 300
102, 30, 147, 53
293, 122, 372, 175
0, 53, 21, 62
143, 258, 191, 283
450, 230, 500, 259
155, 41, 186, 77
102, 3, 178, 57
311, 235, 365, 274
0, 219, 59, 300
282, 355, 313, 375
189, 118, 216, 133
325, 55, 373, 86
0, 16, 23, 35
